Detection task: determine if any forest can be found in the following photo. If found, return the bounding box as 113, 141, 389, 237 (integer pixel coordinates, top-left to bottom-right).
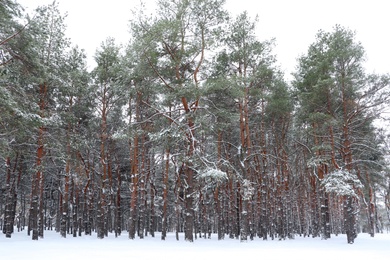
1, 0, 390, 244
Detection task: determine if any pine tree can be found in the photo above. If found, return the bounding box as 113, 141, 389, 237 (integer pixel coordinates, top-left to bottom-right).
294, 25, 390, 243
129, 0, 228, 242
0, 1, 71, 240
91, 37, 124, 239
0, 0, 25, 239
55, 46, 91, 238
208, 11, 285, 241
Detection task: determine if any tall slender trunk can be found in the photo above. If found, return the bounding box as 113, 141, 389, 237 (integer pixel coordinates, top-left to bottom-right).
106, 144, 114, 235
181, 96, 196, 242
79, 151, 92, 235
61, 116, 72, 238
365, 170, 376, 237
129, 92, 141, 239
258, 99, 268, 240
129, 134, 139, 239
341, 71, 356, 244
4, 155, 18, 238
149, 164, 156, 238
161, 106, 172, 240
97, 85, 108, 239
238, 89, 251, 242
184, 163, 195, 242
115, 162, 122, 237
72, 178, 79, 237
29, 83, 47, 240
138, 134, 147, 239
216, 130, 224, 240
162, 147, 170, 240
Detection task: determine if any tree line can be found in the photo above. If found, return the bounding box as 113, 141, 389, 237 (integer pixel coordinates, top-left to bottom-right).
1, 0, 390, 244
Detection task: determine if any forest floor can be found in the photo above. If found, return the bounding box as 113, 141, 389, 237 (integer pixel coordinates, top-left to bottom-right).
1, 230, 389, 260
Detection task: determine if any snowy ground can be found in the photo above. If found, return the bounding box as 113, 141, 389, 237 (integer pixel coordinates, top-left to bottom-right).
1, 231, 390, 260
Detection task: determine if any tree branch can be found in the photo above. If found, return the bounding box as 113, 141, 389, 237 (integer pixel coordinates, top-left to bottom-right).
0, 19, 31, 47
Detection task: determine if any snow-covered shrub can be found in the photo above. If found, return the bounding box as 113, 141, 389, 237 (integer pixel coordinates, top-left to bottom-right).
197, 168, 228, 184
321, 169, 363, 198
241, 179, 254, 200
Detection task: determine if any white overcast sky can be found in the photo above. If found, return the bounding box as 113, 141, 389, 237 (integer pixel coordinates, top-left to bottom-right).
18, 0, 390, 80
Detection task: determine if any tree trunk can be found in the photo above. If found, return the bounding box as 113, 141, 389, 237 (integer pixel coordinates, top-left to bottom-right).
138, 135, 147, 239
72, 181, 79, 237
29, 83, 47, 240
115, 163, 122, 237
79, 151, 92, 236
161, 106, 172, 240
365, 171, 376, 237
238, 90, 251, 242
97, 85, 108, 239
214, 186, 224, 240
61, 120, 72, 238
344, 195, 356, 244
4, 156, 17, 238
216, 130, 224, 240
129, 92, 141, 239
258, 104, 269, 240
184, 166, 195, 242
162, 147, 170, 240
181, 96, 196, 242
341, 72, 357, 244
149, 169, 156, 238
